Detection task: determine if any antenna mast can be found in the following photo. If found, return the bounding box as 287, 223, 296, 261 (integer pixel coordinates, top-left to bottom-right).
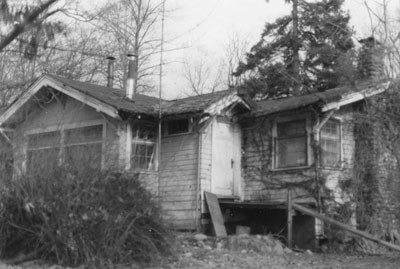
157, 0, 166, 194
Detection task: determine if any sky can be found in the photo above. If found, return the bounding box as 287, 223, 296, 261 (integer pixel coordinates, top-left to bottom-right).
34, 0, 400, 99
159, 0, 400, 99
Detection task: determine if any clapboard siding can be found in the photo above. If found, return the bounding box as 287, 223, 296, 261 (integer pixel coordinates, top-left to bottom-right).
159, 132, 199, 229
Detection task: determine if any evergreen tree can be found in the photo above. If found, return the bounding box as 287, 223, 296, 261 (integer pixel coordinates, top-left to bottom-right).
235, 0, 356, 98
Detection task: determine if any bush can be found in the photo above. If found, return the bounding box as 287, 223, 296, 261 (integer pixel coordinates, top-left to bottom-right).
0, 168, 172, 267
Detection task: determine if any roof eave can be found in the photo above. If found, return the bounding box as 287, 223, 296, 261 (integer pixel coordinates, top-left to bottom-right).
204, 92, 251, 115
321, 81, 390, 112
0, 75, 122, 126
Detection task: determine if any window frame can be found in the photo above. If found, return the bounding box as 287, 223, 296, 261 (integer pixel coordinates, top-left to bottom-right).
64, 124, 104, 170
272, 115, 312, 170
130, 125, 157, 172
319, 118, 342, 168
24, 120, 105, 173
163, 118, 192, 136
26, 130, 61, 174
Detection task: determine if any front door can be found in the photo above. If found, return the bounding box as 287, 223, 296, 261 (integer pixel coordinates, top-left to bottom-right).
211, 119, 236, 196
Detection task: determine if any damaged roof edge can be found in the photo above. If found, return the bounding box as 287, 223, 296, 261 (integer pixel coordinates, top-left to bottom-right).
253, 80, 390, 117
321, 81, 390, 112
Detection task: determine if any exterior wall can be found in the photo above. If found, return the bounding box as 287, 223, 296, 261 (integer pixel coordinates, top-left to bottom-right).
118, 120, 159, 196
241, 112, 316, 204
373, 150, 400, 235
321, 106, 355, 204
199, 121, 213, 210
159, 131, 199, 229
241, 106, 356, 205
12, 95, 120, 175
356, 107, 400, 236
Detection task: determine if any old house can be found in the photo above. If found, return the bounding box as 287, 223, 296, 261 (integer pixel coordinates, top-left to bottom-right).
0, 69, 390, 247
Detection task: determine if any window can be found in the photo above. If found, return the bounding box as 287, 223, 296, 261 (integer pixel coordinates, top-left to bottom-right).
65, 125, 103, 170
320, 119, 341, 167
27, 131, 60, 175
131, 127, 156, 171
165, 119, 190, 135
275, 119, 308, 168
26, 124, 103, 174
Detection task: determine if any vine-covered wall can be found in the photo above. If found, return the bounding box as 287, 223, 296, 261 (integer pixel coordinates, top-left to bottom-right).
352, 93, 400, 237
240, 106, 356, 209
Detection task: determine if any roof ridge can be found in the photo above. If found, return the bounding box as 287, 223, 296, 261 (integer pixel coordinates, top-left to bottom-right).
45, 73, 166, 102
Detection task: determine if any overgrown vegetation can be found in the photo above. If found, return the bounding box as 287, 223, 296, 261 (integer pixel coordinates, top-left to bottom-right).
351, 84, 400, 236
0, 168, 172, 267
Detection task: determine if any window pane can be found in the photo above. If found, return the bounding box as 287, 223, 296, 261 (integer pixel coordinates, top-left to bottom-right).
65, 144, 102, 170
65, 125, 103, 170
277, 120, 306, 138
167, 119, 189, 135
278, 137, 307, 168
65, 125, 103, 145
131, 143, 154, 171
28, 131, 60, 149
27, 131, 60, 175
277, 120, 307, 168
132, 128, 156, 143
27, 148, 59, 175
320, 120, 340, 167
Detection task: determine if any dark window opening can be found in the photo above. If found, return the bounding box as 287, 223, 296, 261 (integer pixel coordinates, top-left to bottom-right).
276, 119, 307, 168
166, 119, 190, 135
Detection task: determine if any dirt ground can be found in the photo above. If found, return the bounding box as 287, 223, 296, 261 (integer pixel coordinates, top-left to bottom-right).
1, 233, 400, 268
151, 234, 400, 269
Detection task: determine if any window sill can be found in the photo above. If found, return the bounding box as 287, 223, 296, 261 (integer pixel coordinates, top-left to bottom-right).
162, 132, 192, 137
271, 166, 312, 172
131, 170, 158, 174
319, 166, 344, 171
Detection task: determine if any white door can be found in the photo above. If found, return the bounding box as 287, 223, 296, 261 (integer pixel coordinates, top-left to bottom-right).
211, 120, 234, 196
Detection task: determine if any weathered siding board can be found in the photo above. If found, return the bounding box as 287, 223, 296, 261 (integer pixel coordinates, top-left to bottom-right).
200, 121, 213, 213
159, 132, 199, 229
103, 117, 120, 169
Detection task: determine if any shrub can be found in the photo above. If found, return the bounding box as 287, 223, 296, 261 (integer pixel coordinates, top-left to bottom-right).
0, 168, 172, 267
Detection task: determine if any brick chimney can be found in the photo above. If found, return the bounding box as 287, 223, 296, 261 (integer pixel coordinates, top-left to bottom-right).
358, 37, 385, 80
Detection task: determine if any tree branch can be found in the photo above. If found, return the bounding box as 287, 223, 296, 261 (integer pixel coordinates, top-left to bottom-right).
0, 0, 59, 52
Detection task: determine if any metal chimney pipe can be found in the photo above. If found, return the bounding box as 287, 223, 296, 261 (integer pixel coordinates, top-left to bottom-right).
126, 52, 137, 99
106, 56, 116, 88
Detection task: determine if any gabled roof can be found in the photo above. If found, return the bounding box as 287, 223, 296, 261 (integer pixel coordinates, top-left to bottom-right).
0, 74, 250, 126
46, 74, 163, 115
254, 80, 390, 116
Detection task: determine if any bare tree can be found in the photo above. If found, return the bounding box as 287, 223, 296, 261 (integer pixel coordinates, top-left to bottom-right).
93, 0, 165, 94
182, 57, 225, 96
224, 32, 250, 87
0, 0, 60, 52
362, 0, 400, 78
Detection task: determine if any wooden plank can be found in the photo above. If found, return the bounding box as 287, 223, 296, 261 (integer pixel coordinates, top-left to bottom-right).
204, 191, 227, 237
287, 189, 293, 248
292, 203, 400, 252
